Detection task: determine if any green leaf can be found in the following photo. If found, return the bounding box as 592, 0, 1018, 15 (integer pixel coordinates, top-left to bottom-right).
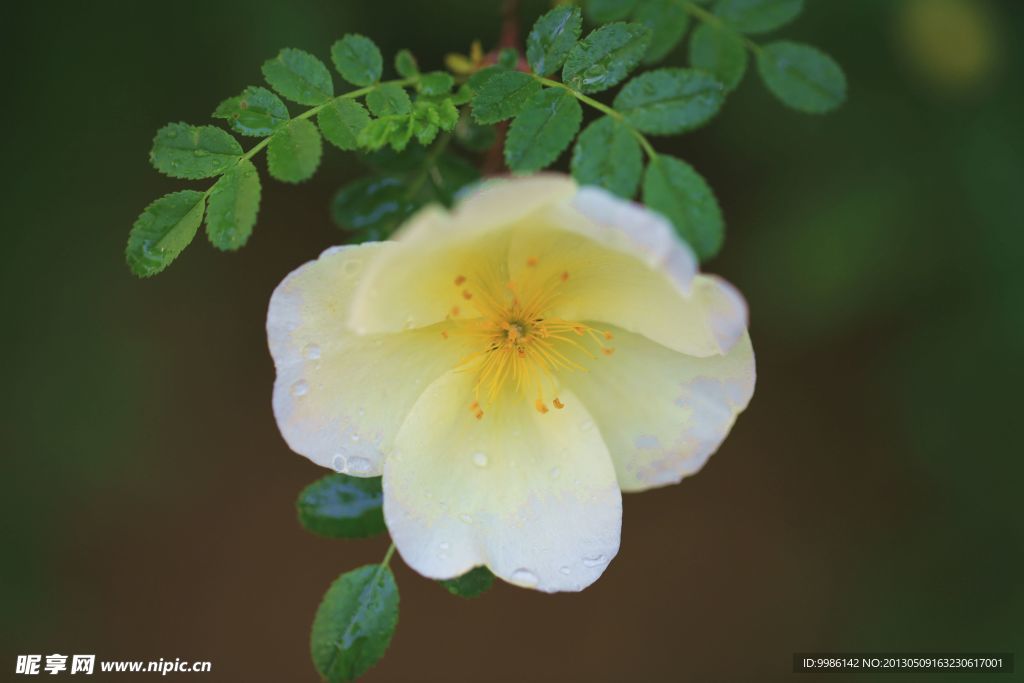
562, 23, 651, 94
125, 190, 205, 277
418, 71, 454, 96
149, 123, 242, 179
366, 83, 412, 116
689, 23, 748, 90
439, 567, 495, 599
296, 474, 385, 538
318, 99, 371, 151
434, 99, 459, 131
261, 48, 334, 105
614, 68, 725, 135
331, 34, 383, 87
756, 41, 846, 114
633, 0, 690, 64
267, 118, 322, 183
471, 71, 541, 124
394, 49, 419, 78
504, 88, 582, 173
714, 0, 804, 34
643, 154, 723, 261
206, 159, 260, 251
526, 6, 582, 77
571, 116, 642, 199
332, 175, 421, 238
584, 0, 637, 23
212, 86, 290, 137
310, 564, 398, 683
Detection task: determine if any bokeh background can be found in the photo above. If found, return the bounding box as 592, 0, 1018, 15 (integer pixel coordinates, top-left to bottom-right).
3, 1, 1022, 680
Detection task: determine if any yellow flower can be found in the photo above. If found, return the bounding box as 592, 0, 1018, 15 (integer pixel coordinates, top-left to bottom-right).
445, 40, 485, 76
267, 175, 755, 592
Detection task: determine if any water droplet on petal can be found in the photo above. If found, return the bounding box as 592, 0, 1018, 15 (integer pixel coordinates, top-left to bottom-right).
582, 554, 606, 568
350, 433, 361, 443
303, 343, 321, 360
331, 454, 346, 473
511, 568, 538, 587
471, 452, 489, 468
559, 566, 571, 575
347, 456, 372, 474
290, 379, 309, 397
579, 419, 594, 432
439, 541, 450, 550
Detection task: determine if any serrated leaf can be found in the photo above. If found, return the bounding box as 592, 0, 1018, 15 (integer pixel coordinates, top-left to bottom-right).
206, 159, 260, 251
262, 48, 334, 105
571, 116, 642, 199
267, 118, 322, 183
310, 564, 398, 683
614, 68, 725, 135
332, 175, 420, 238
633, 0, 690, 64
643, 154, 723, 260
471, 71, 541, 124
318, 99, 371, 151
526, 6, 583, 77
689, 23, 748, 90
394, 49, 419, 78
213, 86, 290, 137
418, 71, 454, 96
439, 567, 495, 599
126, 190, 205, 277
563, 23, 651, 94
434, 99, 459, 131
331, 34, 383, 87
366, 83, 412, 116
150, 123, 243, 179
714, 0, 804, 34
584, 0, 638, 23
504, 88, 582, 173
296, 474, 385, 538
756, 41, 846, 113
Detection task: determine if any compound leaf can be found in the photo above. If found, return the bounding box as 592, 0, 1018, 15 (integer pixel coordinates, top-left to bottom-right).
504, 88, 582, 173
562, 22, 651, 93
213, 86, 290, 137
318, 99, 371, 151
526, 6, 583, 77
206, 159, 260, 251
614, 68, 725, 135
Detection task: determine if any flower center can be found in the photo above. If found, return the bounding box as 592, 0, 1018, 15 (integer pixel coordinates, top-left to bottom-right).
441, 257, 614, 419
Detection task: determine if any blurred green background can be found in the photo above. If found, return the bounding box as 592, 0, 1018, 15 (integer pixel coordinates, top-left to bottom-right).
3, 1, 1021, 680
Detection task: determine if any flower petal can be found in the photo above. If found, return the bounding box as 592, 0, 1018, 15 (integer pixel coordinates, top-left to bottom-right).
384, 369, 622, 592
349, 176, 577, 334
561, 326, 756, 492
267, 243, 475, 475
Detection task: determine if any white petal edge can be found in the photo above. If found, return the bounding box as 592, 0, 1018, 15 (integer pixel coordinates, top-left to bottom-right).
267, 242, 476, 476
562, 326, 755, 492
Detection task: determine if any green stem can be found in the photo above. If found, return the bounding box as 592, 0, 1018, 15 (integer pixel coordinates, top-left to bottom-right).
681, 0, 762, 55
381, 542, 396, 568
534, 75, 659, 160
202, 77, 419, 198
406, 132, 453, 199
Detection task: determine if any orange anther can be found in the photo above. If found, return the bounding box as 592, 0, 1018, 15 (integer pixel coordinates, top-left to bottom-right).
553, 398, 565, 410
526, 256, 539, 267
441, 330, 449, 339
603, 331, 614, 340
560, 271, 569, 281
474, 410, 484, 420
451, 306, 460, 317
602, 347, 615, 356
462, 290, 473, 300
454, 275, 466, 286
535, 399, 549, 414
